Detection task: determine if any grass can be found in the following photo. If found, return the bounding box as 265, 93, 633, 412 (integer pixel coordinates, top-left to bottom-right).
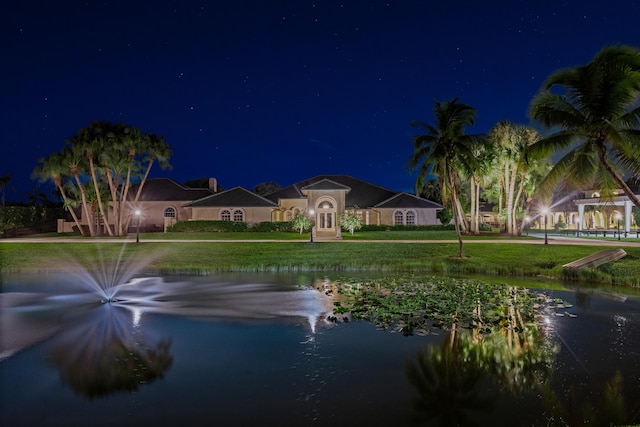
2, 232, 640, 287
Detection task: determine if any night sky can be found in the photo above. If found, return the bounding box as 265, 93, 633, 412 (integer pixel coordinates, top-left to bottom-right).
3, 0, 639, 202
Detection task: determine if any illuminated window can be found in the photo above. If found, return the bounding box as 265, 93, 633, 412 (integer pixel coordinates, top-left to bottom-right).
233, 209, 244, 222
164, 207, 176, 218
393, 210, 404, 225
221, 209, 231, 221
406, 210, 416, 225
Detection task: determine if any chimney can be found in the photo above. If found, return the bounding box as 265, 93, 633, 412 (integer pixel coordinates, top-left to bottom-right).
209, 177, 218, 192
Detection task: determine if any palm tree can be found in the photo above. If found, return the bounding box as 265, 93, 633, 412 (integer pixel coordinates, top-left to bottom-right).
0, 173, 14, 207
32, 152, 86, 235
61, 144, 95, 236
468, 138, 495, 234
69, 122, 115, 236
529, 45, 640, 209
489, 122, 542, 236
409, 98, 481, 257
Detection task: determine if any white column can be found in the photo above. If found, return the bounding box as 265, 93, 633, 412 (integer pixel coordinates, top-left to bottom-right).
577, 204, 584, 231
625, 200, 632, 232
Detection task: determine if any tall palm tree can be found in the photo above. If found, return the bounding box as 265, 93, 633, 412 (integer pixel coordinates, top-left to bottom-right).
529, 45, 640, 208
69, 122, 115, 236
409, 98, 481, 257
0, 173, 14, 207
489, 122, 542, 235
32, 152, 86, 235
61, 144, 95, 236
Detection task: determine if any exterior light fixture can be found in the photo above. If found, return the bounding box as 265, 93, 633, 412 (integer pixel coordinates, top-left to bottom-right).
541, 208, 549, 245
309, 209, 315, 243
135, 209, 141, 243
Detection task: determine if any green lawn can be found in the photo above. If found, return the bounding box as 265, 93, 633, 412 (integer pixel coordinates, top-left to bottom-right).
2, 234, 640, 287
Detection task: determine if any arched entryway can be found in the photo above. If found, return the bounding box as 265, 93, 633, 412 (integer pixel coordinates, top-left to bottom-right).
315, 197, 337, 232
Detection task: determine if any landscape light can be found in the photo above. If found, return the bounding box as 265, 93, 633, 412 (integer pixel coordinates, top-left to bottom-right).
541, 208, 549, 245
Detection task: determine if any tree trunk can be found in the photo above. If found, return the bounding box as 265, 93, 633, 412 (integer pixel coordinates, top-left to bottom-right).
598, 144, 640, 209
474, 179, 481, 234
469, 176, 477, 234
511, 173, 526, 236
56, 182, 85, 236
88, 156, 114, 236
73, 173, 95, 236
450, 176, 464, 257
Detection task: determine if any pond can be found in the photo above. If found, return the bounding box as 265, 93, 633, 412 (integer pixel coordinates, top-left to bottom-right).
2, 271, 640, 427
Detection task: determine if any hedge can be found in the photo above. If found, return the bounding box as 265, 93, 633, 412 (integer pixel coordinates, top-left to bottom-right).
166, 220, 294, 233
359, 224, 455, 232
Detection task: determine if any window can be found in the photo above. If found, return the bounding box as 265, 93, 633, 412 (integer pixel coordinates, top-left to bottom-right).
321, 201, 334, 209
164, 207, 176, 218
221, 209, 231, 221
285, 211, 292, 221
233, 209, 244, 222
406, 210, 416, 225
393, 210, 404, 225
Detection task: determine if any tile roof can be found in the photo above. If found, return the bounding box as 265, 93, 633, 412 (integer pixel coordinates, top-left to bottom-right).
301, 178, 351, 192
184, 187, 278, 208
266, 175, 400, 208
127, 178, 214, 201
374, 192, 443, 209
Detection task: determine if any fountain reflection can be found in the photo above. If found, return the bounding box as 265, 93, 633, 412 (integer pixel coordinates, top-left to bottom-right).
45, 304, 172, 399
2, 273, 336, 400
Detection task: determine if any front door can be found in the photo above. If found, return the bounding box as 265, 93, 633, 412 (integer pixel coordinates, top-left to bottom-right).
318, 212, 333, 230
316, 200, 336, 231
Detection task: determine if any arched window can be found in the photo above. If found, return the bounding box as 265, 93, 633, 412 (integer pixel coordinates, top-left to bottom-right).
164, 207, 176, 218
393, 210, 404, 225
233, 209, 244, 222
285, 211, 292, 221
405, 210, 416, 225
221, 209, 231, 221
320, 201, 334, 209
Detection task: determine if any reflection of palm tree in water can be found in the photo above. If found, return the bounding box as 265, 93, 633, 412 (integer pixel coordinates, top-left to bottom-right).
541, 371, 640, 426
405, 288, 558, 425
47, 305, 173, 399
405, 334, 494, 426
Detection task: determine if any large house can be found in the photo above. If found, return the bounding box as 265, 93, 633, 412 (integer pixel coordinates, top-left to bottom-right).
58, 175, 445, 235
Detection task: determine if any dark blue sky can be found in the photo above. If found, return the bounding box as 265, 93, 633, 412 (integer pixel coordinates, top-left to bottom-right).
2, 0, 639, 201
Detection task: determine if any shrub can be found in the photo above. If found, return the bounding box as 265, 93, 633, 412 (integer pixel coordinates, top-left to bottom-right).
359, 224, 455, 232
167, 220, 297, 233
250, 221, 294, 232
291, 213, 311, 234
553, 221, 567, 231
339, 209, 363, 235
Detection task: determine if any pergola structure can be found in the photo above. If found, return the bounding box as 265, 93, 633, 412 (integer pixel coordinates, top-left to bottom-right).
574, 194, 635, 232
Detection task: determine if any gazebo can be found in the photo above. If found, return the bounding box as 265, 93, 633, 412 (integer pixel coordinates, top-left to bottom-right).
574, 192, 635, 233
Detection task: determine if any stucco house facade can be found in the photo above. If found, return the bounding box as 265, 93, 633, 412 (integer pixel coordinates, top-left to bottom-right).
262, 175, 443, 235
60, 174, 445, 234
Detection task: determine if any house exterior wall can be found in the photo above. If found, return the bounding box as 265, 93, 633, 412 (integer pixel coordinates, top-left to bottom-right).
130, 201, 193, 232
75, 201, 193, 232
273, 199, 308, 221
378, 208, 440, 225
